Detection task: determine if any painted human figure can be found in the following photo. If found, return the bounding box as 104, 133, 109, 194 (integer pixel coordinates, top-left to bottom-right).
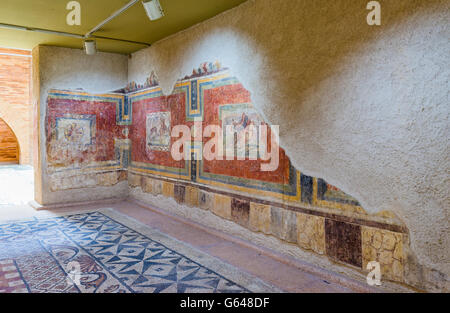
233, 112, 249, 132
148, 126, 158, 144
159, 117, 170, 146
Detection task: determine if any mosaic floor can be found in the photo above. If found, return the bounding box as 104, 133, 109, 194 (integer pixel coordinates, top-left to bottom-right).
0, 209, 278, 293
0, 165, 34, 206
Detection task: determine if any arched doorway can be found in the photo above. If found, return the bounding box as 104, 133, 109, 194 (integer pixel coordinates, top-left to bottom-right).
0, 117, 33, 207
0, 118, 19, 163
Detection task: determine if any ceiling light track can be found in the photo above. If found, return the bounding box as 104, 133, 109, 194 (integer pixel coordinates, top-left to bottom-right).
91, 35, 151, 46
0, 22, 83, 39
0, 0, 163, 54
0, 22, 151, 47
85, 0, 140, 38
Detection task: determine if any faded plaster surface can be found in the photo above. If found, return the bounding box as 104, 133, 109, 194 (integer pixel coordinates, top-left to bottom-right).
35, 46, 128, 204
127, 0, 450, 286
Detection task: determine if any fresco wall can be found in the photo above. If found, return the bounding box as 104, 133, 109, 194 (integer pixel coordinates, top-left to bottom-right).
43, 62, 408, 287
45, 90, 130, 192
124, 0, 450, 292
128, 68, 298, 202
124, 64, 408, 285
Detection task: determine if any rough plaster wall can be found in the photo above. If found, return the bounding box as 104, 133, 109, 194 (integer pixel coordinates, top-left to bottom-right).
127, 0, 450, 283
36, 46, 129, 204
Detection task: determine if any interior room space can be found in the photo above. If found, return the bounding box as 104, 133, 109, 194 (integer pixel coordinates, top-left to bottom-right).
0, 0, 448, 297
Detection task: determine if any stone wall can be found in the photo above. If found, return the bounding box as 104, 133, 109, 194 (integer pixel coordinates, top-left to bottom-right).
0, 48, 32, 164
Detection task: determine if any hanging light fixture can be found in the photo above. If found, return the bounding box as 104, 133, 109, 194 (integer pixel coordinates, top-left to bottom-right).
84, 39, 97, 55
142, 0, 165, 21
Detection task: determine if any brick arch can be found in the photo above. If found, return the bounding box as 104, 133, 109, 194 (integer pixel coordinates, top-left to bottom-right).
0, 118, 20, 163
0, 47, 32, 165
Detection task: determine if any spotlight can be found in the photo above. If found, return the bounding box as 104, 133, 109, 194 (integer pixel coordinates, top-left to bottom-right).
142, 0, 164, 21
84, 39, 97, 55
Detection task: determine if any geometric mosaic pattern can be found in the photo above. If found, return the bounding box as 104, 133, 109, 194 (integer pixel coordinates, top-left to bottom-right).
0, 212, 248, 293
0, 260, 29, 293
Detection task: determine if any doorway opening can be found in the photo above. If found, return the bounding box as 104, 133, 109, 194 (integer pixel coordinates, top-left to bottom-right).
0, 118, 19, 164
0, 118, 34, 207
0, 46, 34, 210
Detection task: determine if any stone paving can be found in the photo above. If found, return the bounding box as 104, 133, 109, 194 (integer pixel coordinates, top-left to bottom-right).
0, 200, 383, 293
